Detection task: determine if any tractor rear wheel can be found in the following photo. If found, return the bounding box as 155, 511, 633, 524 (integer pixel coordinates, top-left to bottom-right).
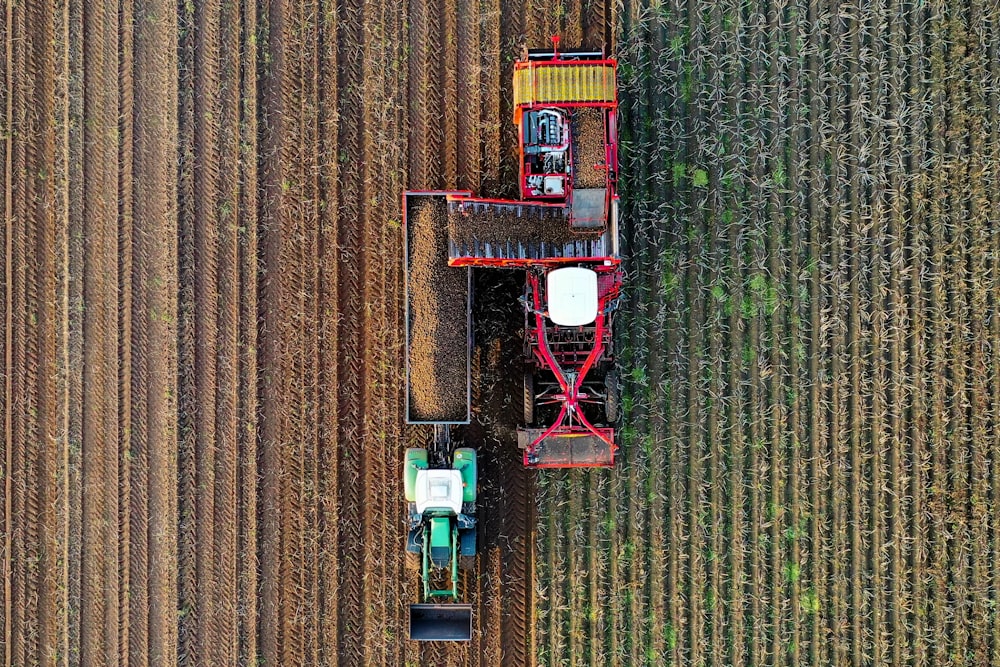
406, 551, 421, 572
524, 370, 534, 425
460, 555, 476, 572
605, 371, 619, 423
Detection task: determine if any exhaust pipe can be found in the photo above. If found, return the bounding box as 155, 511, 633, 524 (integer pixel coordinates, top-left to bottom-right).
409, 604, 473, 641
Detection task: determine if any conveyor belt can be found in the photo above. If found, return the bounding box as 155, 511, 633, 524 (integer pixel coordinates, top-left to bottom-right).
514, 63, 616, 106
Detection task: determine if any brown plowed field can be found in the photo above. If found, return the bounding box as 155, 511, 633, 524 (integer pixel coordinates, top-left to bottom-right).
2, 0, 609, 664
9, 0, 1000, 664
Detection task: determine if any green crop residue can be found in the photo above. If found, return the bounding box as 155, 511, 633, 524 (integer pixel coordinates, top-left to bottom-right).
672, 162, 687, 186
692, 168, 709, 187
801, 588, 821, 614
665, 623, 678, 650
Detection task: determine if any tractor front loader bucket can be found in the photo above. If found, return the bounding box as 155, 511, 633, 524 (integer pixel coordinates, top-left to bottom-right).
408, 603, 473, 641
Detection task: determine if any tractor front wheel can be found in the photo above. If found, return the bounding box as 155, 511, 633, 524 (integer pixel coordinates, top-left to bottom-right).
460, 555, 476, 572
406, 551, 421, 572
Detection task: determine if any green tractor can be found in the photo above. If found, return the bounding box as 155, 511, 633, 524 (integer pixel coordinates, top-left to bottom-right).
404, 433, 477, 641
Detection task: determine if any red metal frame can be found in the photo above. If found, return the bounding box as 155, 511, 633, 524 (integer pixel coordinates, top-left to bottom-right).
521, 266, 621, 467
513, 46, 619, 205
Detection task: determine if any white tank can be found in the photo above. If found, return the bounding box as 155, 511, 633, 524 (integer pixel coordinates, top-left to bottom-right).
546, 267, 598, 326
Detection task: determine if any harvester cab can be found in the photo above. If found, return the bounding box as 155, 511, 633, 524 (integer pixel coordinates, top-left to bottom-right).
403, 437, 477, 641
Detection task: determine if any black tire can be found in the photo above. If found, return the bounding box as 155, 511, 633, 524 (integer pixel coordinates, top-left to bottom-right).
524, 370, 535, 425
406, 550, 421, 572
605, 371, 619, 423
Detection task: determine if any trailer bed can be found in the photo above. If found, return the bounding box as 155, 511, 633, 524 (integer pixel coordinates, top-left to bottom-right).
404, 193, 472, 423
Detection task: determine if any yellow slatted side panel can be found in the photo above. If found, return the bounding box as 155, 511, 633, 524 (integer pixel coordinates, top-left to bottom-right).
513, 64, 616, 105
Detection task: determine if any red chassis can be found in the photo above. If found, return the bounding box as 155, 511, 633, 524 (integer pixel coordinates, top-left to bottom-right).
518, 264, 621, 468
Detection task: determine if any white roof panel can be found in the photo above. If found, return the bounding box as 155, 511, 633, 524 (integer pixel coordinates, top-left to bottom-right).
414, 469, 464, 516
547, 267, 598, 326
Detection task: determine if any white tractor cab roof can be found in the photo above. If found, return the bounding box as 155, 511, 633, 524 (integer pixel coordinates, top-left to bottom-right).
414, 469, 464, 516
547, 267, 598, 327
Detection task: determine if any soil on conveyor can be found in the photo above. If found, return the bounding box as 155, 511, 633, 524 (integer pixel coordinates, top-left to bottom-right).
408, 198, 470, 421
572, 108, 607, 188
447, 206, 601, 248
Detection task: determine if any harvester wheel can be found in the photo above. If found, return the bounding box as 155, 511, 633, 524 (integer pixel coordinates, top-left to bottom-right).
406, 551, 421, 572
605, 371, 619, 423
523, 370, 535, 425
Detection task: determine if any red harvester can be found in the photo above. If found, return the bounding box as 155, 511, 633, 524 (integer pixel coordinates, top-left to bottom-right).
405, 37, 621, 466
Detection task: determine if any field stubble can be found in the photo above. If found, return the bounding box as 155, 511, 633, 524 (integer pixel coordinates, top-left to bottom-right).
534, 0, 1000, 665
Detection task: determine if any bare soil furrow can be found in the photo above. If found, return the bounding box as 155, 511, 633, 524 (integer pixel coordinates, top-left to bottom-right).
256, 0, 289, 660
455, 0, 480, 192
235, 2, 261, 663
0, 0, 9, 658
131, 0, 181, 664
116, 0, 133, 656
209, 0, 242, 661
79, 0, 122, 660
333, 0, 368, 656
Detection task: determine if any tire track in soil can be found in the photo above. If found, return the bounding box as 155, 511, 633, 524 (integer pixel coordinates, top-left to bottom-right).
456, 0, 481, 192
211, 0, 242, 661
117, 1, 134, 657
478, 0, 502, 192
175, 0, 199, 661
441, 0, 459, 188
186, 0, 223, 660
333, 0, 369, 656
302, 5, 331, 663
0, 0, 10, 656
256, 0, 289, 660
132, 0, 180, 663
236, 2, 261, 662
65, 0, 86, 660
9, 1, 69, 662
313, 2, 339, 663
276, 2, 311, 662
79, 0, 121, 661
8, 5, 31, 664
408, 0, 432, 188
360, 0, 405, 656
